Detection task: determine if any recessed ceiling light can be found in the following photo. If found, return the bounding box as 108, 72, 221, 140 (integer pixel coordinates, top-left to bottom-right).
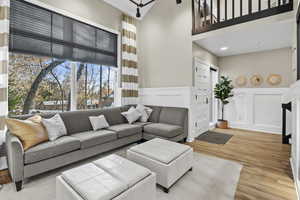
220, 46, 228, 51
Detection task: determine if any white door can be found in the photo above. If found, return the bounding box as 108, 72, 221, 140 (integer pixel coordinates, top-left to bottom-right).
192, 58, 210, 138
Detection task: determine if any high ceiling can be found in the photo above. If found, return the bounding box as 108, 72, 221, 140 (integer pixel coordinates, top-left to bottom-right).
194, 18, 293, 57
103, 0, 155, 19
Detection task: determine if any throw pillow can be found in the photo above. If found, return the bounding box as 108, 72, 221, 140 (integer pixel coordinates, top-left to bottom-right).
136, 104, 153, 122
5, 115, 49, 151
121, 107, 141, 124
42, 114, 67, 141
89, 115, 110, 131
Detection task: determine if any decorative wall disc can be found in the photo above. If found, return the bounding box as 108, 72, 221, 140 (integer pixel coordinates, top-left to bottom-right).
235, 75, 247, 87
267, 74, 282, 86
250, 74, 263, 87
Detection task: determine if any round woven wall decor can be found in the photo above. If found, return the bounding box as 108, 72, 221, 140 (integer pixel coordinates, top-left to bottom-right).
235, 75, 247, 87
250, 74, 263, 87
267, 74, 282, 86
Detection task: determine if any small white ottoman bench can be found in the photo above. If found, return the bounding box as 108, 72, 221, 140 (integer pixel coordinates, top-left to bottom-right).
127, 138, 193, 193
56, 154, 156, 200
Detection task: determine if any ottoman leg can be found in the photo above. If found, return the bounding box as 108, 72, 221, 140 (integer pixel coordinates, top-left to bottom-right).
163, 187, 169, 193
15, 181, 22, 192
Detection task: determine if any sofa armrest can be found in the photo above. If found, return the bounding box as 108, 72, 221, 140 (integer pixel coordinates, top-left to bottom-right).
5, 132, 24, 182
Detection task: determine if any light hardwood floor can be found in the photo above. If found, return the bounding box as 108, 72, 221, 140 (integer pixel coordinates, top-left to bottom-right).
188, 128, 297, 200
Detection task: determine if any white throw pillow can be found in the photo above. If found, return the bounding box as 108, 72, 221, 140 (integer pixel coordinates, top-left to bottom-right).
89, 115, 110, 131
122, 107, 142, 124
42, 114, 67, 141
136, 104, 153, 122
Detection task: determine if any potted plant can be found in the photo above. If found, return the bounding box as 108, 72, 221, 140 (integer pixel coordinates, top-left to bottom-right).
214, 76, 234, 129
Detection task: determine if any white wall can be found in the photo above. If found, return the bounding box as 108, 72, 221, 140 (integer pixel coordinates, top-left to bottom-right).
219, 48, 293, 88
35, 0, 122, 32
137, 0, 193, 88
193, 43, 219, 67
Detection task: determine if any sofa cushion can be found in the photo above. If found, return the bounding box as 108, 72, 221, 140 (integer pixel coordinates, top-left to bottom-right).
70, 130, 117, 149
59, 107, 127, 135
133, 122, 152, 131
108, 124, 142, 138
93, 154, 151, 188
24, 136, 80, 164
159, 107, 188, 127
147, 106, 161, 123
144, 123, 183, 138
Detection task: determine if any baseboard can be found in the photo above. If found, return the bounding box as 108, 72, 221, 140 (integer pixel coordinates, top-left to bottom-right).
290, 158, 300, 200
229, 122, 281, 134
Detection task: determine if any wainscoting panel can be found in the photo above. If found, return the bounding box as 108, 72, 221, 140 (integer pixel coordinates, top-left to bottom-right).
224, 88, 289, 134
139, 87, 192, 108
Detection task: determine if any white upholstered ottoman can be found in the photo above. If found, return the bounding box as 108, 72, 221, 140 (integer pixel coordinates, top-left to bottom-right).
56, 154, 156, 200
127, 138, 193, 193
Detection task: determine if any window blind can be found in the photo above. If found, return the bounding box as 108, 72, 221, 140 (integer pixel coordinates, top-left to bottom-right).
9, 0, 118, 67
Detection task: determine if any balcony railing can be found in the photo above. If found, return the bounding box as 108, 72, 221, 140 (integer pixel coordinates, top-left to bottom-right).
192, 0, 293, 34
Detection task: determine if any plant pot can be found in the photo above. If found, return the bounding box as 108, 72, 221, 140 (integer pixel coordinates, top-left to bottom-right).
217, 120, 228, 129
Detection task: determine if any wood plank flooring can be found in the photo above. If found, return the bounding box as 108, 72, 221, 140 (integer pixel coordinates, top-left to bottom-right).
188, 128, 297, 200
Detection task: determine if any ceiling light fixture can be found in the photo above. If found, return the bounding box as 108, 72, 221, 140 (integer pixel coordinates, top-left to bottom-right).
129, 0, 182, 18
220, 46, 228, 51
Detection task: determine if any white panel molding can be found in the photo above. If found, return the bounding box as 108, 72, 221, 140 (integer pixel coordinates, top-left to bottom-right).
224, 88, 289, 134
139, 87, 192, 108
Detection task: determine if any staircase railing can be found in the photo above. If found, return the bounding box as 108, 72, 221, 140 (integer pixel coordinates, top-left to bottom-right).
192, 0, 293, 34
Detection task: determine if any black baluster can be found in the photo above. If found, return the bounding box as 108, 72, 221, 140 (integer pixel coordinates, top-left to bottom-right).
232, 0, 235, 18
204, 0, 207, 26
217, 0, 220, 22
240, 0, 243, 16
249, 0, 252, 14
210, 0, 213, 24
225, 0, 227, 20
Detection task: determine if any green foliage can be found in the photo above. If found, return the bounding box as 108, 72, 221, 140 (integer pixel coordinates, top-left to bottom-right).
214, 76, 234, 120
8, 86, 22, 113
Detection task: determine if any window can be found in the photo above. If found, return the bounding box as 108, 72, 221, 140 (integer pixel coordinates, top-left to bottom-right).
8, 0, 118, 116
77, 64, 117, 110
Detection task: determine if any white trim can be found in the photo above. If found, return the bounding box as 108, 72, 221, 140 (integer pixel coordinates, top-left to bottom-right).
24, 0, 120, 35
291, 158, 300, 200
70, 63, 77, 111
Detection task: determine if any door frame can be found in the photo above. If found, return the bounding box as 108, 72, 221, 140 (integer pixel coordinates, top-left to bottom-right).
193, 57, 219, 129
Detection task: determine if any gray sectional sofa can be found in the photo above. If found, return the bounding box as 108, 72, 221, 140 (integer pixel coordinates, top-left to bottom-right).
5, 105, 188, 191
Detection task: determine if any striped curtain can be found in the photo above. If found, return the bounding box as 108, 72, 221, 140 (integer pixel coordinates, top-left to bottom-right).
121, 14, 138, 105
0, 0, 9, 130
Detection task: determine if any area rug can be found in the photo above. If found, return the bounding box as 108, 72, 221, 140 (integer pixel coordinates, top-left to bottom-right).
0, 146, 242, 200
196, 131, 233, 144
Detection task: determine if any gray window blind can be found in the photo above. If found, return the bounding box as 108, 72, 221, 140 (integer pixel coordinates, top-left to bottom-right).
9, 0, 118, 67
